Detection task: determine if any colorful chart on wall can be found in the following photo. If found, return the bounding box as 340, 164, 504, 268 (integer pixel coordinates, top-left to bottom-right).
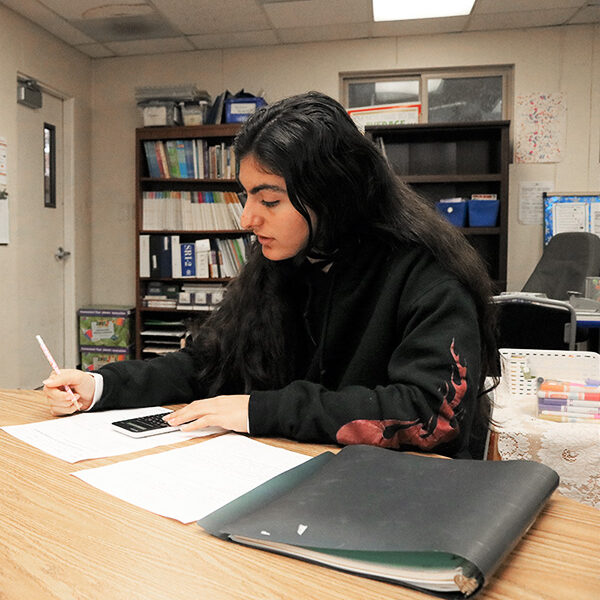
543, 193, 600, 244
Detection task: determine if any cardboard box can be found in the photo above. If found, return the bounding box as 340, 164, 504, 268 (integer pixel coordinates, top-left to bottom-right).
80, 346, 134, 372
224, 97, 266, 123
435, 199, 467, 227
78, 306, 134, 348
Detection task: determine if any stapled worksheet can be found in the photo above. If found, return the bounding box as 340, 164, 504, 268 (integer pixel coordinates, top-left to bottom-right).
72, 433, 311, 523
1, 406, 224, 463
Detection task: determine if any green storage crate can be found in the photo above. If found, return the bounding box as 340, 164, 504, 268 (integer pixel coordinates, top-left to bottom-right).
80, 345, 134, 372
78, 306, 134, 348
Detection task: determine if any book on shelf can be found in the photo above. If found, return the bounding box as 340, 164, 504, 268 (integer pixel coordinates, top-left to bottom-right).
470, 194, 497, 200
142, 190, 243, 231
142, 140, 236, 180
199, 445, 559, 599
155, 142, 170, 178
142, 281, 179, 308
164, 141, 181, 178
140, 235, 249, 280
143, 141, 161, 178
142, 282, 226, 312
175, 140, 189, 178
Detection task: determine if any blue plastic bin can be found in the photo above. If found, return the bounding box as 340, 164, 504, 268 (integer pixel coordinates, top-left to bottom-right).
468, 199, 499, 227
225, 97, 267, 123
435, 199, 467, 227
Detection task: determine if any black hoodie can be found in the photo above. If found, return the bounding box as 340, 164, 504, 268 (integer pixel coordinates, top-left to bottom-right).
96, 240, 481, 457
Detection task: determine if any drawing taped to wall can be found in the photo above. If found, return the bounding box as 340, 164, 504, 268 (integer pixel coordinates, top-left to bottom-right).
515, 93, 566, 164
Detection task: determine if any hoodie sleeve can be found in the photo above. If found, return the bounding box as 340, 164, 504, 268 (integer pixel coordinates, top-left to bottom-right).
248, 279, 481, 457
92, 346, 203, 411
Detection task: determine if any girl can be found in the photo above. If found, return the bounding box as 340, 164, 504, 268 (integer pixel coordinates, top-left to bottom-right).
44, 91, 497, 458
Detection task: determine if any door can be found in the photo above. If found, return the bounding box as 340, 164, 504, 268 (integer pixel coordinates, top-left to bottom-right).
17, 91, 69, 388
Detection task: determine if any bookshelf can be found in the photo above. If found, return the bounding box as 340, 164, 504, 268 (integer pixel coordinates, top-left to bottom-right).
365, 121, 510, 292
135, 123, 248, 359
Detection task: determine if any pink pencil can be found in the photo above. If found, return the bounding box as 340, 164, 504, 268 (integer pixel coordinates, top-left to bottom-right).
36, 335, 81, 410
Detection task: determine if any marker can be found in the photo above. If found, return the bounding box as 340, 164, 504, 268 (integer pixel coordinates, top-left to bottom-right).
36, 335, 81, 410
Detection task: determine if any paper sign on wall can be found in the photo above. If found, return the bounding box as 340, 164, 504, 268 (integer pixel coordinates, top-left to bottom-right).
0, 136, 8, 244
519, 181, 553, 225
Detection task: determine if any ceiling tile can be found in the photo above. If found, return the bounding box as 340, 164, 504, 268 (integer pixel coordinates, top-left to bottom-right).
473, 0, 586, 14
1, 0, 95, 44
264, 0, 370, 28
104, 36, 194, 56
278, 22, 370, 44
189, 29, 279, 49
36, 0, 150, 20
372, 15, 470, 37
151, 0, 271, 34
75, 43, 116, 58
467, 8, 577, 30
568, 5, 600, 23
68, 12, 182, 43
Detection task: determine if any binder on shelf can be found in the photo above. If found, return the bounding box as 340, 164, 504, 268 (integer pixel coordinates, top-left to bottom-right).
170, 235, 182, 278
181, 242, 196, 277
139, 235, 150, 278
199, 445, 559, 599
194, 239, 210, 279
158, 235, 172, 278
149, 235, 163, 278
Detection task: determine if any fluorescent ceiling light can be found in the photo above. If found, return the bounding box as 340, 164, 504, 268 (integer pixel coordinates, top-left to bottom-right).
373, 0, 476, 22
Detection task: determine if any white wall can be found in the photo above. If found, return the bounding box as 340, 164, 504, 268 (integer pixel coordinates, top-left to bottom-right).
0, 5, 93, 387
90, 24, 600, 307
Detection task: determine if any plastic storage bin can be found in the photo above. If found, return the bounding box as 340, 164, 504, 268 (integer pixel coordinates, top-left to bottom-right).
139, 102, 181, 126
498, 348, 600, 397
435, 199, 467, 227
468, 199, 499, 227
224, 97, 266, 123
181, 101, 209, 125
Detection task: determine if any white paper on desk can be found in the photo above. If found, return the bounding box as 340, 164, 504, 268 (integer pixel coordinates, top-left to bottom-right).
1, 407, 224, 463
72, 434, 311, 523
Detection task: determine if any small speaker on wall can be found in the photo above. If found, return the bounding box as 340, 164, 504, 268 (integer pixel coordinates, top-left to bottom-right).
17, 78, 42, 109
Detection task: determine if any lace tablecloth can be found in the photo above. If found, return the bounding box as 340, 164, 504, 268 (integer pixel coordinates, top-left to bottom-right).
492, 387, 600, 508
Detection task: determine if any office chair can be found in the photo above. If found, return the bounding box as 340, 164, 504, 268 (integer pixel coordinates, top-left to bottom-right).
521, 232, 600, 300
492, 293, 577, 351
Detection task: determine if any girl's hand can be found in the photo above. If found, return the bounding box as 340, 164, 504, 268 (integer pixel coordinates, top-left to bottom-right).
164, 395, 250, 433
42, 369, 95, 415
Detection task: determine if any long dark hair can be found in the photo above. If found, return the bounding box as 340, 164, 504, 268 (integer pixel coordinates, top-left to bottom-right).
190, 91, 498, 401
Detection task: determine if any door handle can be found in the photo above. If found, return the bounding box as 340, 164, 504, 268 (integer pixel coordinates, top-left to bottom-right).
55, 246, 71, 261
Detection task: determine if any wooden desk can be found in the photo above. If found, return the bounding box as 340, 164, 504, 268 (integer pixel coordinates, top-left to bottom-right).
1, 389, 599, 600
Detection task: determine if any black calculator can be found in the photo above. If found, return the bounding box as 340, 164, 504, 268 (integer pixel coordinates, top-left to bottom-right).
111, 412, 180, 438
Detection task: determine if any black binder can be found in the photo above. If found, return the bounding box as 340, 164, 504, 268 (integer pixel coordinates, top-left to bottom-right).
199, 445, 559, 598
